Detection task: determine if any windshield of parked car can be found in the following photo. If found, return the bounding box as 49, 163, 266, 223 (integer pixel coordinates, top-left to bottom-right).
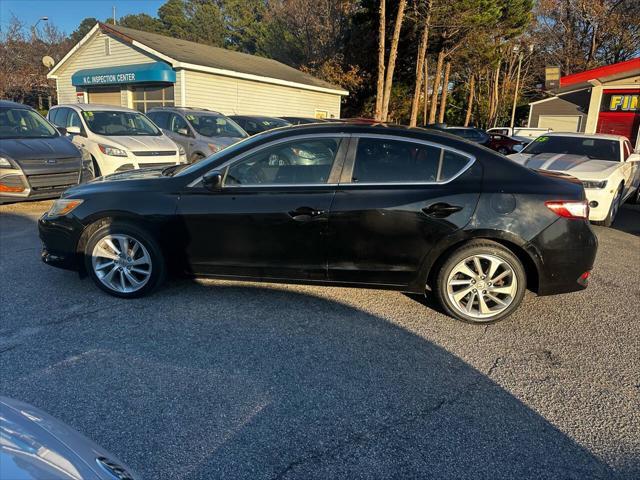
81, 110, 161, 136
522, 135, 620, 161
0, 107, 58, 139
186, 114, 247, 138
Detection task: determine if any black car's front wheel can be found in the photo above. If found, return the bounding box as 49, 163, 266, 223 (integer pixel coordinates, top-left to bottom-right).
435, 240, 526, 323
84, 222, 165, 298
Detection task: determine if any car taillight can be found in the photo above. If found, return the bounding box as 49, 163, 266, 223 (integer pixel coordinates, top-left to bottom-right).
545, 200, 589, 219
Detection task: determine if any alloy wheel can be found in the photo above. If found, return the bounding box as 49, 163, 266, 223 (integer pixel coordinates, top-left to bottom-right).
91, 234, 152, 293
446, 254, 518, 321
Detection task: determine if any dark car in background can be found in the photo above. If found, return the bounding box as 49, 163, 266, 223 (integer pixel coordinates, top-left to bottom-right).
441, 126, 491, 146
39, 123, 597, 324
280, 116, 330, 125
486, 132, 527, 155
148, 107, 248, 162
0, 100, 92, 204
228, 115, 291, 135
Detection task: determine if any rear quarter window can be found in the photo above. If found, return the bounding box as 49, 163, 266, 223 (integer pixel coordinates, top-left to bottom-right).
352, 137, 471, 183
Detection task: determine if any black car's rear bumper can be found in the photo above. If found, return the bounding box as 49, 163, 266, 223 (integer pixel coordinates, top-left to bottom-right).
529, 217, 598, 296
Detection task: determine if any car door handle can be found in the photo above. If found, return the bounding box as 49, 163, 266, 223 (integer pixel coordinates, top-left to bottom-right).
288, 206, 326, 221
422, 203, 463, 218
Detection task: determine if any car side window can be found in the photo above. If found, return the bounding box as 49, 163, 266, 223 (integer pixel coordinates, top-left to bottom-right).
67, 110, 82, 129
148, 111, 169, 129
169, 113, 189, 135
50, 108, 68, 127
352, 137, 470, 183
225, 138, 340, 186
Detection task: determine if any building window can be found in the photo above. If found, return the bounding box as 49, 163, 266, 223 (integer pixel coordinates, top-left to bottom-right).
132, 85, 175, 112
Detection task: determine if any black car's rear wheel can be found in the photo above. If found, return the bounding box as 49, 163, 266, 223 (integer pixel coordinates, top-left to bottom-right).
84, 222, 165, 298
435, 240, 526, 323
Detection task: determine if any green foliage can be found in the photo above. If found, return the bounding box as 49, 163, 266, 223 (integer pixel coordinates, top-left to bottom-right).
118, 14, 163, 33
70, 17, 99, 43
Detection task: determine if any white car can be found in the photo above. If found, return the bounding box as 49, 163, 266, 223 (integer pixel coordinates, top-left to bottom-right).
508, 132, 640, 226
48, 104, 186, 176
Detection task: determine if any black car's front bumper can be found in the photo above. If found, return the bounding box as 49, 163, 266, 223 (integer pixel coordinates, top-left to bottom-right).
529, 217, 598, 296
39, 213, 85, 271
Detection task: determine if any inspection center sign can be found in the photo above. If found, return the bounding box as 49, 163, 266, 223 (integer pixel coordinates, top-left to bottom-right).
71, 62, 176, 87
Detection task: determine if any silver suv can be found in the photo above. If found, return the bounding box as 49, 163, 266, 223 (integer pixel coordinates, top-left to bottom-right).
147, 107, 248, 163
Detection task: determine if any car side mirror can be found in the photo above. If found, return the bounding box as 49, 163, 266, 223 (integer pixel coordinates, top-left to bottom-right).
202, 170, 223, 192
512, 144, 524, 152
66, 126, 82, 136
177, 127, 190, 137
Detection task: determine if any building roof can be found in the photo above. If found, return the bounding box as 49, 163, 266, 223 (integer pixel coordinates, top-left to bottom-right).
557, 57, 640, 92
60, 23, 346, 95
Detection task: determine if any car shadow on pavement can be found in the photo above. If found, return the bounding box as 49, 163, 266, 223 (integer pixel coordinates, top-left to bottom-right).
0, 208, 628, 480
612, 203, 640, 236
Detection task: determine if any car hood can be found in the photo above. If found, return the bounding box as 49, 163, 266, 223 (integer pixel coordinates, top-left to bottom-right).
100, 134, 177, 152
508, 153, 620, 176
62, 166, 170, 198
0, 396, 139, 480
0, 136, 80, 162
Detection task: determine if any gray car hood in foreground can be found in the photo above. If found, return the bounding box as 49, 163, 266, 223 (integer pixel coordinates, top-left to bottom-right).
0, 396, 139, 479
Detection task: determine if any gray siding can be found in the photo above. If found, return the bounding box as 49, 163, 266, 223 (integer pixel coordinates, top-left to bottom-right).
529, 90, 591, 132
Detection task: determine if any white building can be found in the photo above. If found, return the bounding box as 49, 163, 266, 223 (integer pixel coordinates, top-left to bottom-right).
48, 22, 348, 118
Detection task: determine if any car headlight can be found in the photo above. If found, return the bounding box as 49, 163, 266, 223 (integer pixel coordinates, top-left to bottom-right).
0, 156, 15, 168
98, 144, 128, 157
582, 180, 607, 189
47, 198, 84, 217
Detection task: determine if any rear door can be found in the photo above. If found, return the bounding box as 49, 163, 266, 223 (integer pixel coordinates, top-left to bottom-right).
327, 135, 482, 287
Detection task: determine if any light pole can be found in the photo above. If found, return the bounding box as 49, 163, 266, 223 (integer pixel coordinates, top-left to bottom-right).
31, 16, 49, 39
510, 44, 534, 130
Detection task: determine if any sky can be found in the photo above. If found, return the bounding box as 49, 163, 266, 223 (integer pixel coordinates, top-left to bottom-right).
0, 0, 164, 35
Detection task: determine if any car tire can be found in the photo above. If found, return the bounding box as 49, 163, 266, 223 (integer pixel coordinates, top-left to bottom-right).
593, 183, 622, 227
498, 147, 509, 155
434, 240, 527, 324
84, 221, 165, 298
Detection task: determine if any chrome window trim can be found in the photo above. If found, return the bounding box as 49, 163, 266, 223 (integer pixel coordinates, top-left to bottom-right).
343, 133, 476, 186
187, 133, 351, 188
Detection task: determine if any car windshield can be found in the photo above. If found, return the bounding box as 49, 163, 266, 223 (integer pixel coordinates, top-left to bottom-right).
186, 113, 247, 138
82, 110, 161, 136
522, 135, 620, 161
0, 107, 58, 139
253, 118, 290, 131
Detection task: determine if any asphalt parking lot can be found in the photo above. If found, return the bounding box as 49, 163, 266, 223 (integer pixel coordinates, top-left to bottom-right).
1, 200, 639, 480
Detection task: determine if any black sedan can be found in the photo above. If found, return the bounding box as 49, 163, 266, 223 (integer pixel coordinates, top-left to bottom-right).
39, 123, 597, 323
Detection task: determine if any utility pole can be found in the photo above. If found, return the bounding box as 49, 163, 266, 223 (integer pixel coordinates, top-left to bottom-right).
510, 50, 523, 130
112, 6, 117, 25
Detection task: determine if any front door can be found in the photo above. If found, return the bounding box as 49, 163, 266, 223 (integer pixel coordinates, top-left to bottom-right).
176, 135, 347, 280
328, 135, 482, 286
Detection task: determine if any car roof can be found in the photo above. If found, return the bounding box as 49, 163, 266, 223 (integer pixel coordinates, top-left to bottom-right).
229, 115, 286, 120
54, 103, 139, 113
148, 106, 223, 115
0, 100, 32, 109
543, 132, 626, 141
239, 122, 491, 148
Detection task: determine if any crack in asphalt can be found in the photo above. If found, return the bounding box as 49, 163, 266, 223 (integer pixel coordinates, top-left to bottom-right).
269, 398, 448, 480
487, 356, 502, 377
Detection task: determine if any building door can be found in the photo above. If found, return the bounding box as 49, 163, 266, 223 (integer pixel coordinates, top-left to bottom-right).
538, 115, 581, 132
87, 88, 121, 106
